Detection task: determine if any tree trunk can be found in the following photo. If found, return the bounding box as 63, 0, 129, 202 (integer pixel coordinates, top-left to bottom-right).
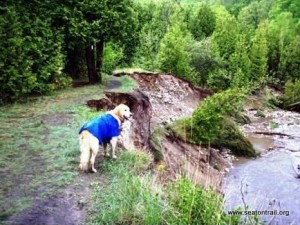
96, 38, 104, 84
85, 43, 99, 84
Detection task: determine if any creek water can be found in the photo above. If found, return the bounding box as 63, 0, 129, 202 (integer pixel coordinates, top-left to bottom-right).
223, 110, 300, 225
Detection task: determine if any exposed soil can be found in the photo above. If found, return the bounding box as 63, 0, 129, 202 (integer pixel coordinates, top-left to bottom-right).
128, 72, 212, 126
160, 134, 233, 190
90, 72, 232, 190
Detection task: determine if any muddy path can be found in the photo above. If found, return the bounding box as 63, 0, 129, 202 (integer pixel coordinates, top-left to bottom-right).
0, 85, 108, 225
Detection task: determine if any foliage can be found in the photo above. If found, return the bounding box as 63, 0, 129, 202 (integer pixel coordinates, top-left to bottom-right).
212, 6, 240, 61
280, 35, 300, 81
167, 177, 240, 225
283, 79, 300, 108
188, 37, 221, 85
267, 12, 296, 84
157, 10, 196, 82
238, 1, 271, 31
213, 118, 259, 157
0, 4, 70, 104
102, 42, 124, 75
249, 21, 269, 86
229, 35, 252, 88
207, 69, 232, 92
132, 0, 176, 70
190, 89, 246, 143
189, 4, 216, 40
2, 0, 300, 104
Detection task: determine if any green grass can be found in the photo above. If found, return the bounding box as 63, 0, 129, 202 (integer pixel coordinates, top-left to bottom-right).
87, 151, 242, 225
0, 84, 105, 219
107, 75, 138, 92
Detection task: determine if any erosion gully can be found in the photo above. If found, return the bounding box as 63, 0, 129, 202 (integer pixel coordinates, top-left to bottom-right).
223, 109, 300, 224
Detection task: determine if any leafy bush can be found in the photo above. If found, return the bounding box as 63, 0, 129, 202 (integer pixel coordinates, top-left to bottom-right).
190, 89, 245, 143
170, 89, 257, 156
207, 69, 232, 92
213, 119, 258, 157
188, 38, 220, 85
283, 79, 300, 108
102, 42, 124, 75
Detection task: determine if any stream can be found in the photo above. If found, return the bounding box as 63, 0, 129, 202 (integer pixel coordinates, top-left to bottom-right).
223, 109, 300, 225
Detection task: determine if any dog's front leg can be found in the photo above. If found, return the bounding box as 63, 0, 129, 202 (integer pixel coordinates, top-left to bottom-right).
110, 137, 118, 159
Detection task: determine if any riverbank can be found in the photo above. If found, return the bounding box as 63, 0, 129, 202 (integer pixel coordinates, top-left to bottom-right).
224, 95, 300, 224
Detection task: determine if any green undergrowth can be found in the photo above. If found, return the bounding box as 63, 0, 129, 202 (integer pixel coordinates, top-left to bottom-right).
170, 117, 258, 157
87, 151, 241, 225
169, 89, 258, 157
0, 85, 105, 219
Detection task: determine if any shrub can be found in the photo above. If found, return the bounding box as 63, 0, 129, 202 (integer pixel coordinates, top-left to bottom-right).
167, 177, 240, 225
102, 42, 124, 75
190, 89, 245, 143
283, 79, 300, 109
170, 89, 257, 156
207, 69, 232, 92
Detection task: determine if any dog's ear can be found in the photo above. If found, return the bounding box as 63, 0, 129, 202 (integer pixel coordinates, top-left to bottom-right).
113, 105, 123, 119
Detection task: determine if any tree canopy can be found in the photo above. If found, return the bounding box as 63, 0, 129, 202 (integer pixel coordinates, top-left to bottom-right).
1, 0, 300, 104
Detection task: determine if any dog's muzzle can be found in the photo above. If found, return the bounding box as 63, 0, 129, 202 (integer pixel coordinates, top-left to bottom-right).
124, 113, 133, 120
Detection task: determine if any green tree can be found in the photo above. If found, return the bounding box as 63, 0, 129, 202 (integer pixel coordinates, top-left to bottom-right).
133, 0, 176, 70
189, 4, 216, 40
238, 1, 271, 30
0, 2, 70, 104
229, 35, 252, 88
0, 6, 34, 103
280, 35, 300, 81
188, 37, 220, 85
67, 0, 137, 83
250, 21, 268, 85
267, 12, 296, 83
212, 6, 240, 61
157, 11, 194, 81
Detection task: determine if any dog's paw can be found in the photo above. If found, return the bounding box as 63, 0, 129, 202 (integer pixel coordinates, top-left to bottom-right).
112, 155, 117, 159
92, 168, 97, 173
105, 153, 110, 157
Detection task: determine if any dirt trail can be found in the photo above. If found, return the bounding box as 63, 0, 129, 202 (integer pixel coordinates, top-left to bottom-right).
1, 86, 106, 225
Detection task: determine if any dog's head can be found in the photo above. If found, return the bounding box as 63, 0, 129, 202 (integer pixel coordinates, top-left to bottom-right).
113, 104, 132, 121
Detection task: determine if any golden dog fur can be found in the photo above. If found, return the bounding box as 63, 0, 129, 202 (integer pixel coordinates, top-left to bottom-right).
79, 104, 132, 173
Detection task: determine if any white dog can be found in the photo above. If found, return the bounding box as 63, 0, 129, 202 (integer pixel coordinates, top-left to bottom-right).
79, 104, 132, 172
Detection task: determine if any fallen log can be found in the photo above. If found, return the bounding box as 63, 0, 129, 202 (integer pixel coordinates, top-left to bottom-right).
253, 131, 291, 137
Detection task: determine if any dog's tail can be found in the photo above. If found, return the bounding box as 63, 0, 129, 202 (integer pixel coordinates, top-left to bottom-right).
79, 131, 91, 172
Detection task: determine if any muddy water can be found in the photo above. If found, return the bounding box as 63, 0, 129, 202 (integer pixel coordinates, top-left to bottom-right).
223, 110, 300, 225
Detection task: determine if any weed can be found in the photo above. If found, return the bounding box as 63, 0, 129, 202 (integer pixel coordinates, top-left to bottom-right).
88, 151, 242, 225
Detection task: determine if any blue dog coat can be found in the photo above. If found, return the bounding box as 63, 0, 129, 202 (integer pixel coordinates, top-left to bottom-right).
79, 114, 120, 144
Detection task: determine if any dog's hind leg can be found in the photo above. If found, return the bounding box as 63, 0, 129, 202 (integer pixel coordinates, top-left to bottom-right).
90, 138, 99, 173
79, 131, 91, 172
110, 137, 118, 159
